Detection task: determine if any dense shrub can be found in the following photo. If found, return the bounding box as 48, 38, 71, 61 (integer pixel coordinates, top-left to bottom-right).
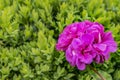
0, 0, 120, 80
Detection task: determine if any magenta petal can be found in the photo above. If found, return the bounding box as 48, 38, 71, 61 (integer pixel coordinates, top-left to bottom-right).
90, 52, 96, 58
69, 25, 77, 33
66, 46, 72, 62
56, 35, 70, 51
94, 55, 100, 63
100, 55, 105, 63
71, 55, 77, 66
84, 20, 93, 26
76, 59, 86, 70
91, 23, 104, 33
84, 45, 93, 53
86, 22, 104, 35
56, 44, 67, 51
66, 46, 77, 66
103, 41, 117, 52
71, 38, 83, 50
90, 50, 97, 58
81, 34, 94, 44
93, 44, 107, 52
103, 32, 114, 41
77, 22, 85, 32
104, 53, 110, 60
83, 53, 93, 64
102, 31, 117, 52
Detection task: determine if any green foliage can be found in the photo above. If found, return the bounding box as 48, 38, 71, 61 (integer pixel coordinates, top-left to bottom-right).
0, 0, 120, 80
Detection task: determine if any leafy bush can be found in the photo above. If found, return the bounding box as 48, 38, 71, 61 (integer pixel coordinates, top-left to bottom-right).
0, 0, 120, 80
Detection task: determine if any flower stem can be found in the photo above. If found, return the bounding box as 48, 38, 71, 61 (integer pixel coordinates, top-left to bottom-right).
89, 65, 106, 80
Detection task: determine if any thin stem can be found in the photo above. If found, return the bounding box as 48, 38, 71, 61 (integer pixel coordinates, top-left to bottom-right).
89, 65, 106, 80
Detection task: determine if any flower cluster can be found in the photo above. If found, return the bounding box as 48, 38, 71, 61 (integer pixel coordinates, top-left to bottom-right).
56, 20, 117, 70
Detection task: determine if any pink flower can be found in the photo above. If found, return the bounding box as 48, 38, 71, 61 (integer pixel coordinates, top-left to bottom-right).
56, 20, 117, 70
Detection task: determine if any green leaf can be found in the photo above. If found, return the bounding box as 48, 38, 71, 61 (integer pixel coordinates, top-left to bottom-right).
37, 31, 47, 50
90, 70, 112, 80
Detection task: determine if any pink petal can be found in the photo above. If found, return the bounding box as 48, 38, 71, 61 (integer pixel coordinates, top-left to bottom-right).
66, 46, 73, 62
77, 22, 86, 32
76, 59, 86, 70
81, 34, 94, 44
93, 44, 107, 52
90, 49, 97, 58
94, 55, 100, 63
82, 53, 93, 64
71, 38, 84, 50
104, 53, 110, 60
66, 46, 76, 66
103, 41, 117, 52
103, 32, 114, 41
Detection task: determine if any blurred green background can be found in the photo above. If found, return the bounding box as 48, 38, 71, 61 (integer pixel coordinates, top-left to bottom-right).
0, 0, 120, 80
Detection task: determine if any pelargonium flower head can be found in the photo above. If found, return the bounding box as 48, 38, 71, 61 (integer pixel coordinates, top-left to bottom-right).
56, 20, 117, 70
